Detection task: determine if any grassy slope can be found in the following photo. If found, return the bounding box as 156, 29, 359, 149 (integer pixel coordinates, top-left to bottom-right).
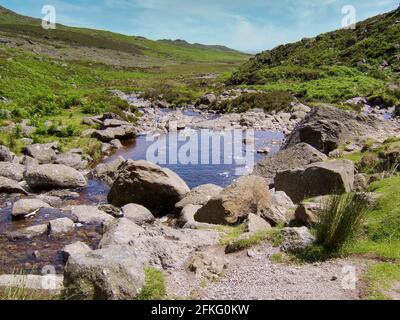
229, 8, 400, 105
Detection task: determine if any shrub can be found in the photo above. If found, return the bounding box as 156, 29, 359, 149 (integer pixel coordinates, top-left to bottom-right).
315, 193, 371, 251
217, 91, 293, 113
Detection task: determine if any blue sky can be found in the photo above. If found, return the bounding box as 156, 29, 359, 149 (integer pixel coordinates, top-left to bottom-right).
0, 0, 398, 52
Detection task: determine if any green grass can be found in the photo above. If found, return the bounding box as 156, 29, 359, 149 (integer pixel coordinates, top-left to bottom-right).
137, 268, 166, 300
363, 262, 400, 300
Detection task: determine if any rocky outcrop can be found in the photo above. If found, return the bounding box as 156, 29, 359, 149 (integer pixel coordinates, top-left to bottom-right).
0, 162, 25, 181
107, 160, 190, 215
175, 184, 223, 209
283, 105, 400, 154
12, 199, 51, 219
194, 175, 274, 225
24, 164, 87, 190
275, 160, 355, 203
254, 143, 328, 185
0, 176, 27, 195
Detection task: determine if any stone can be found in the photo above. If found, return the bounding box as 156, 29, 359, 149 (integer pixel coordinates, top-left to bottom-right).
280, 227, 315, 253
175, 184, 223, 209
121, 204, 155, 225
108, 160, 190, 215
254, 143, 328, 185
66, 205, 114, 224
110, 139, 123, 149
294, 196, 330, 225
0, 145, 14, 162
24, 143, 58, 164
188, 252, 228, 280
8, 224, 48, 240
0, 162, 24, 181
89, 157, 125, 186
194, 175, 274, 225
198, 93, 217, 106
283, 105, 400, 155
61, 241, 92, 263
275, 160, 355, 203
245, 213, 272, 233
256, 147, 271, 154
24, 164, 87, 190
92, 125, 136, 143
12, 199, 51, 219
63, 246, 145, 300
99, 218, 145, 248
177, 205, 215, 229
98, 204, 123, 218
48, 217, 75, 235
54, 153, 88, 170
0, 177, 27, 195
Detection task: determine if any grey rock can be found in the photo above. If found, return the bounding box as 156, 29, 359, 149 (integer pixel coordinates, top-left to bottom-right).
0, 145, 14, 162
175, 184, 223, 209
24, 164, 87, 190
92, 125, 136, 143
194, 175, 274, 225
8, 224, 48, 240
66, 205, 114, 224
121, 203, 155, 225
89, 157, 125, 186
54, 153, 88, 170
24, 143, 57, 164
0, 162, 24, 181
275, 160, 355, 203
0, 177, 27, 195
354, 173, 370, 191
254, 143, 328, 185
61, 241, 92, 264
63, 245, 145, 300
12, 199, 51, 218
48, 217, 75, 235
280, 227, 315, 253
99, 218, 145, 248
245, 213, 272, 233
108, 160, 190, 215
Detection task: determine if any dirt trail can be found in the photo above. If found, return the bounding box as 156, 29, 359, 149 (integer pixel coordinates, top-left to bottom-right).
166, 242, 364, 300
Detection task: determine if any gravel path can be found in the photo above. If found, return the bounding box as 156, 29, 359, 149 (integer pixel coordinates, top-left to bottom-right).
166, 242, 363, 300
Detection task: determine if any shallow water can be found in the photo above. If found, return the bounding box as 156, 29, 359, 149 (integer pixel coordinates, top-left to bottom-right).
105, 129, 284, 189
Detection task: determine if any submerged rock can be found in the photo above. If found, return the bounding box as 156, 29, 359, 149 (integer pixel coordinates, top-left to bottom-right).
8, 224, 48, 240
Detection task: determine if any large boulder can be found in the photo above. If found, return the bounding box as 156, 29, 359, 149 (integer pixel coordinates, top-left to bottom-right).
24, 164, 87, 190
12, 199, 51, 219
54, 153, 88, 170
63, 246, 145, 300
107, 160, 190, 215
24, 143, 58, 164
194, 175, 274, 225
283, 105, 400, 154
0, 145, 14, 162
0, 177, 27, 195
175, 184, 223, 209
254, 143, 328, 185
0, 162, 25, 181
274, 160, 355, 203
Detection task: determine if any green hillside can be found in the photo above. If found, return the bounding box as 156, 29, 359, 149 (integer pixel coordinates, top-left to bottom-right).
229, 8, 400, 105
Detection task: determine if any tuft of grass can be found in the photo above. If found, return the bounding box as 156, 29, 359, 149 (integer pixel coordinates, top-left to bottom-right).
137, 267, 166, 301
315, 193, 371, 251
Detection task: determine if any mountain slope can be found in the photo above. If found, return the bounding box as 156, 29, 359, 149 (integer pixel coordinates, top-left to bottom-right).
0, 5, 248, 65
229, 8, 400, 105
